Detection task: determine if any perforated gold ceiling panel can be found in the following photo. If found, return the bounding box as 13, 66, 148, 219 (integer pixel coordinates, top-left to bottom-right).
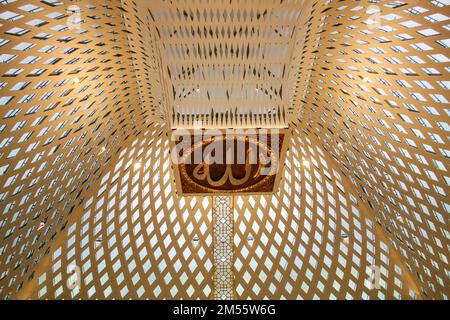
0, 0, 448, 300
122, 0, 313, 128
0, 0, 149, 298
295, 0, 450, 299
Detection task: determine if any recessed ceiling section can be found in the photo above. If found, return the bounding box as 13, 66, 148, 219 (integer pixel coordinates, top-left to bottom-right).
0, 0, 448, 301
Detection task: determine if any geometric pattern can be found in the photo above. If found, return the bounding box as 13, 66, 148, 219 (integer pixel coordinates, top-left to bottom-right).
233, 125, 422, 299
124, 1, 300, 128
18, 128, 423, 299
212, 196, 234, 300
0, 0, 448, 300
0, 0, 146, 299
18, 128, 213, 299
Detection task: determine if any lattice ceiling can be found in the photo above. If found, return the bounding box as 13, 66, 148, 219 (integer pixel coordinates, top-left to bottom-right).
0, 0, 449, 300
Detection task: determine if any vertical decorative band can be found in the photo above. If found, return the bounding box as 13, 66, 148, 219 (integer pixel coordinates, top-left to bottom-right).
212, 196, 234, 300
